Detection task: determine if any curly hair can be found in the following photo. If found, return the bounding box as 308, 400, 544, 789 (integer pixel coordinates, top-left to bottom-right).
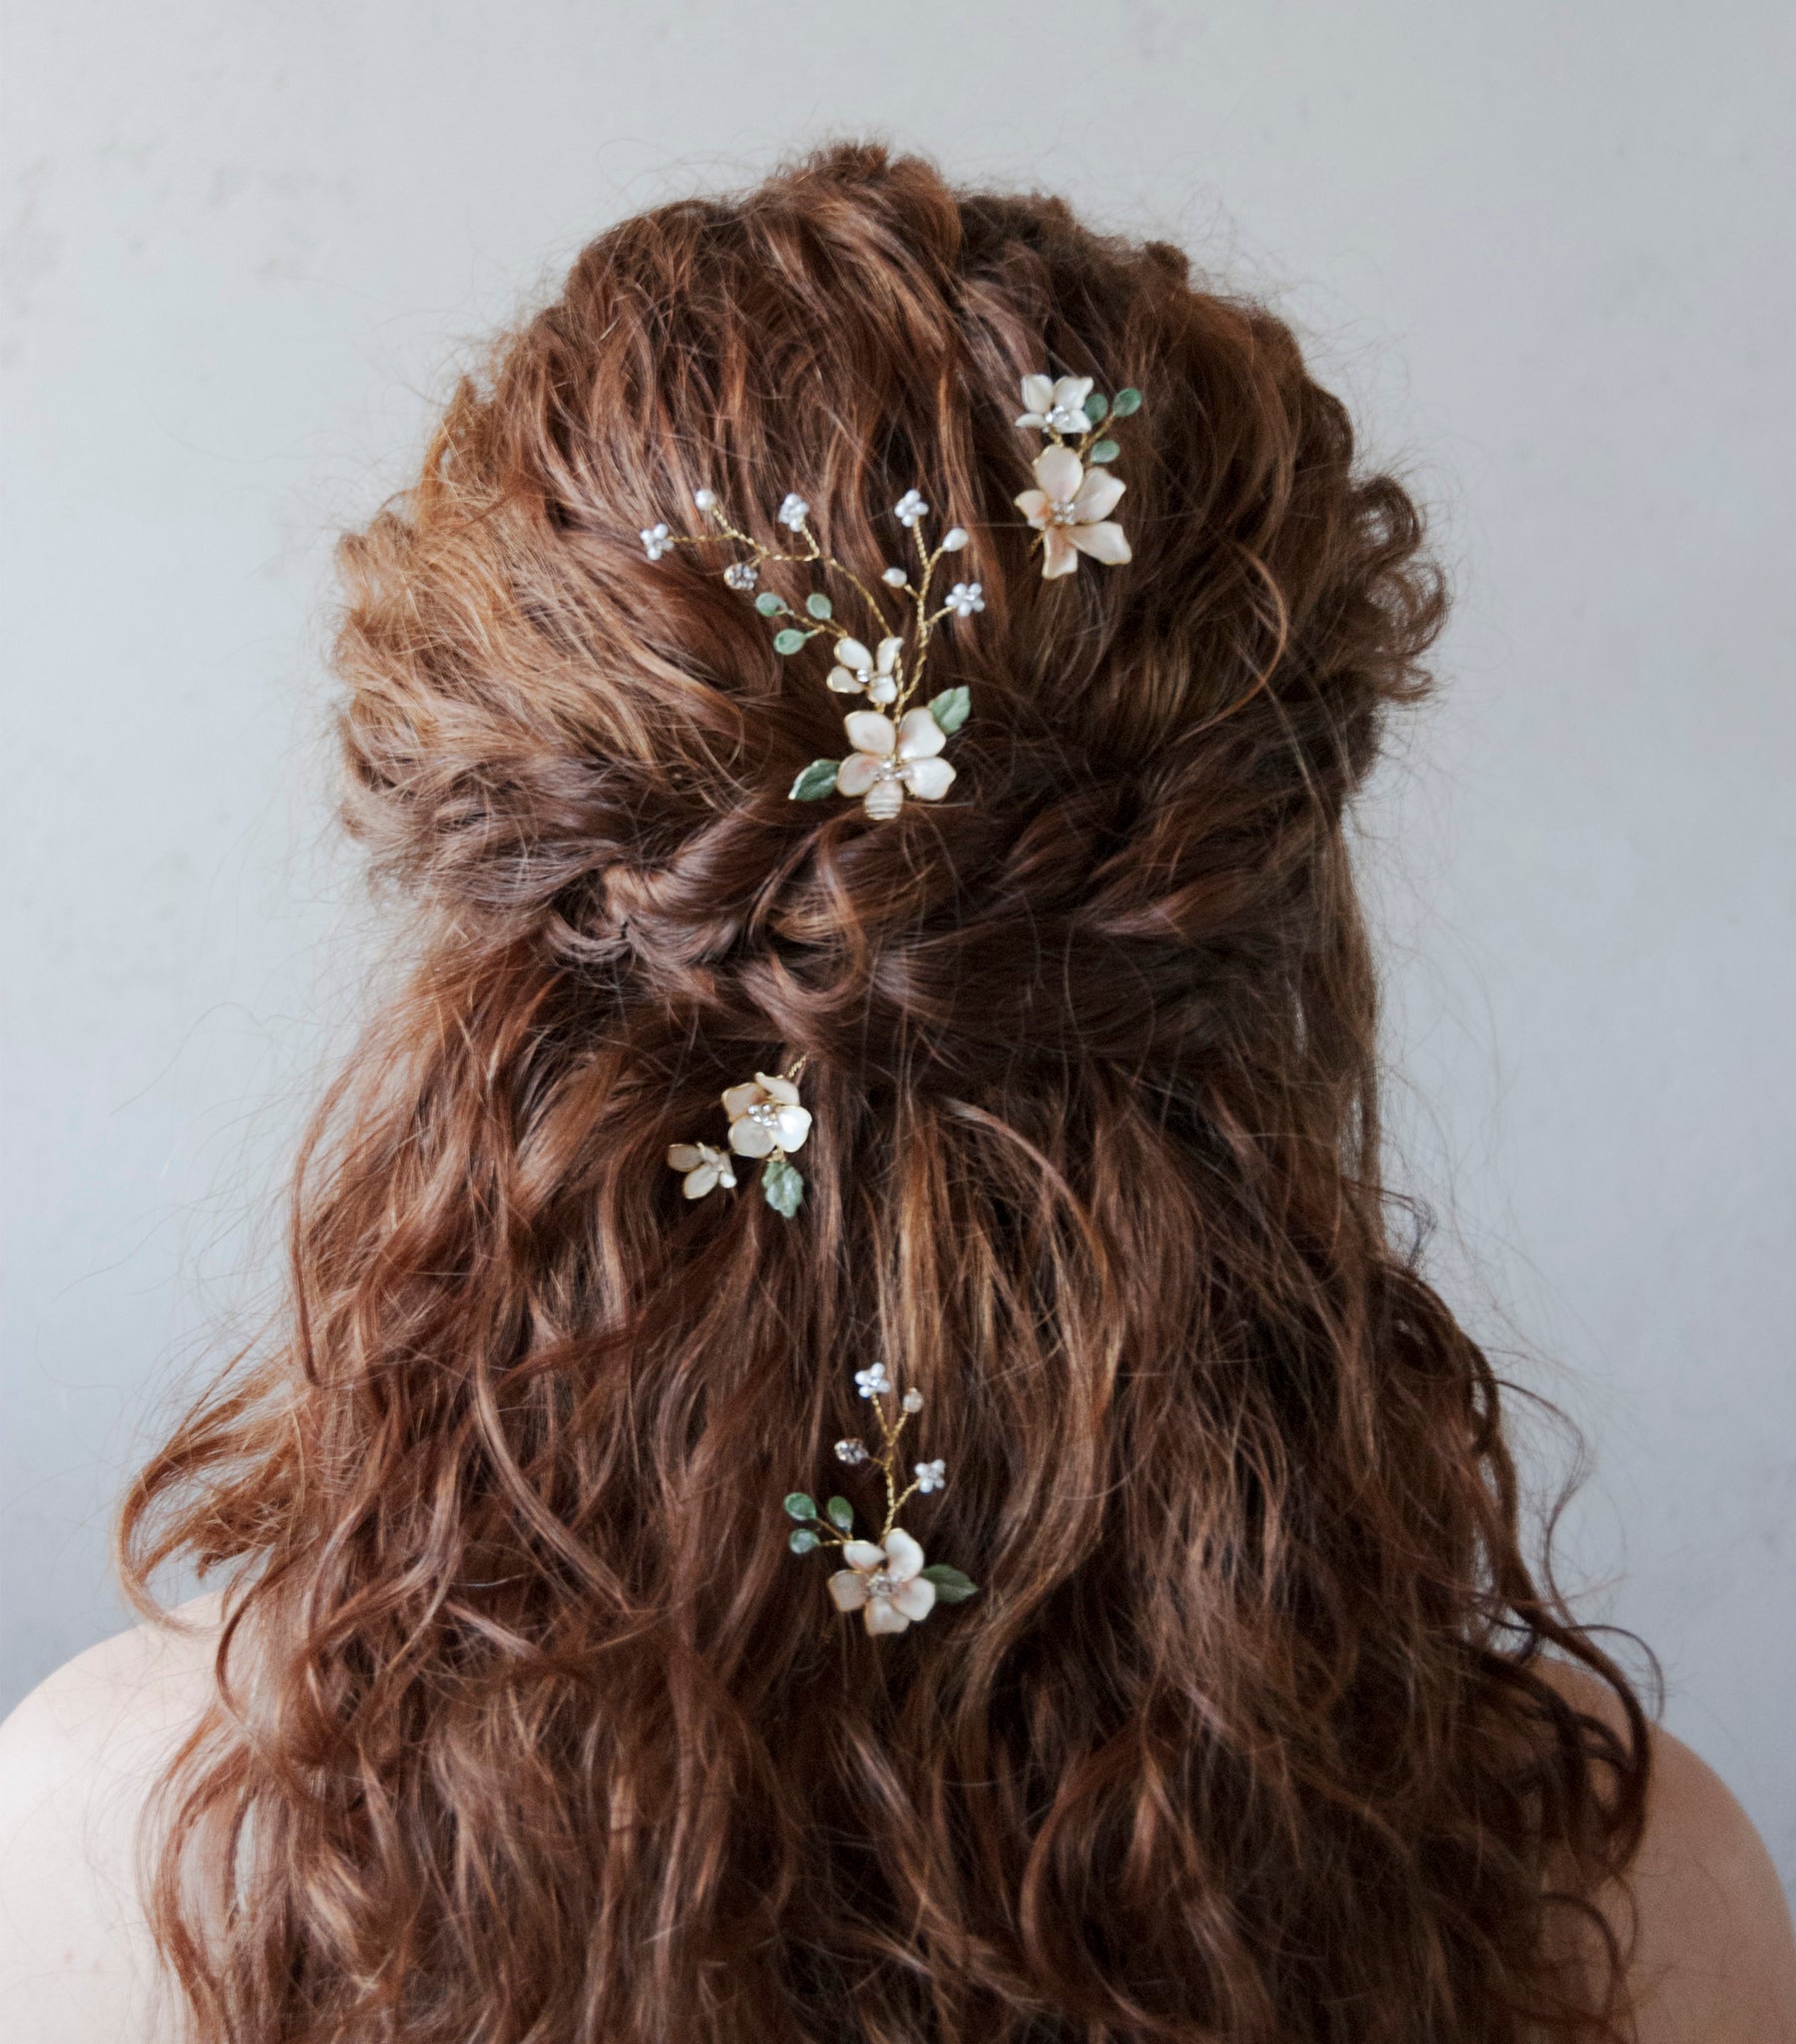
122, 141, 1649, 2043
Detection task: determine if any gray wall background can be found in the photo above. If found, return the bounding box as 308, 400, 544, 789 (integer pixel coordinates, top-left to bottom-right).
4, 0, 1791, 1884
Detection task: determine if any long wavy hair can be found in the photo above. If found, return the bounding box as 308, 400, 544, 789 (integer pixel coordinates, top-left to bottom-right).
122, 143, 1649, 2043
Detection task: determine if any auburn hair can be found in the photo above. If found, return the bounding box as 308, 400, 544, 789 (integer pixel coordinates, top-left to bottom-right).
122, 142, 1649, 2043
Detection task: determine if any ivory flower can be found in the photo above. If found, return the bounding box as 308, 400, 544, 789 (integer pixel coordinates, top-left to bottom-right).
913, 1458, 946, 1493
721, 1072, 812, 1158
827, 635, 903, 707
1014, 444, 1131, 579
855, 1361, 892, 1399
894, 488, 930, 527
828, 1528, 938, 1635
777, 492, 810, 530
641, 522, 673, 560
835, 708, 956, 821
1016, 373, 1095, 435
945, 581, 984, 617
667, 1141, 736, 1200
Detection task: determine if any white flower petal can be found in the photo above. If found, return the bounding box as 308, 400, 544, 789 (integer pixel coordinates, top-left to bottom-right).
1014, 488, 1051, 528
1042, 528, 1080, 578
1034, 444, 1083, 502
772, 1105, 812, 1152
668, 1144, 704, 1172
900, 757, 956, 802
835, 637, 872, 673
721, 1082, 762, 1122
842, 1541, 887, 1572
895, 708, 947, 761
1015, 411, 1048, 430
874, 637, 903, 673
826, 666, 861, 694
864, 1597, 912, 1635
1054, 375, 1095, 409
891, 1576, 938, 1622
1070, 521, 1132, 565
882, 1528, 926, 1581
1074, 468, 1125, 522
727, 1120, 775, 1158
836, 754, 882, 796
829, 1571, 869, 1611
682, 1164, 720, 1199
844, 710, 897, 759
756, 1074, 799, 1104
1020, 374, 1056, 414
863, 777, 903, 820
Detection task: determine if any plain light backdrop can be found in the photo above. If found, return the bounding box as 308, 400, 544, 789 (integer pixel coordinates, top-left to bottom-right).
3, 0, 1791, 1885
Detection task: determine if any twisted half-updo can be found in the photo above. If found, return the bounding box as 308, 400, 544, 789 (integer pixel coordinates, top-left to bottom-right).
124, 142, 1647, 2044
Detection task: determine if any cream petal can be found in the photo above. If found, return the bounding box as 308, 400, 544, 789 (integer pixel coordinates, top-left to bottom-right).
1015, 411, 1048, 430
829, 1570, 869, 1612
1070, 521, 1132, 564
842, 1541, 886, 1572
863, 1597, 912, 1635
668, 1143, 704, 1171
895, 708, 946, 760
862, 777, 904, 820
1042, 528, 1080, 578
1020, 373, 1055, 414
1073, 468, 1125, 522
1033, 443, 1084, 501
843, 710, 897, 759
1014, 488, 1051, 528
890, 1575, 938, 1622
874, 637, 903, 673
681, 1164, 719, 1199
882, 1528, 926, 1581
826, 666, 862, 694
772, 1104, 812, 1152
757, 1073, 799, 1104
900, 757, 956, 802
721, 1083, 762, 1122
727, 1120, 775, 1158
834, 637, 872, 673
1054, 375, 1094, 408
836, 754, 882, 796
868, 676, 898, 707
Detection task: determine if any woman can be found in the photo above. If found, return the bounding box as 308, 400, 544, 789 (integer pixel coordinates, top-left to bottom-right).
2, 143, 1791, 2043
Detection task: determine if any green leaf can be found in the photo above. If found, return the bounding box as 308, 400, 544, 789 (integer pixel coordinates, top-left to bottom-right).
754, 591, 787, 616
788, 759, 841, 801
920, 1564, 979, 1603
762, 1155, 805, 1218
928, 686, 971, 737
804, 591, 833, 620
772, 627, 807, 655
1110, 386, 1142, 417
1089, 438, 1121, 465
788, 1526, 818, 1554
1084, 390, 1110, 424
784, 1491, 817, 1521
825, 1496, 855, 1533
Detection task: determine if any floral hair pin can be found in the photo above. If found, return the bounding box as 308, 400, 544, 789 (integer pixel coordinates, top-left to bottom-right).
1013, 372, 1141, 579
644, 483, 981, 821
668, 1059, 810, 1218
783, 1360, 978, 1635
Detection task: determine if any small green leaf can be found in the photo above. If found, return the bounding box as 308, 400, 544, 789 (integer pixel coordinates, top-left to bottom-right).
1089, 438, 1121, 465
762, 1155, 805, 1218
920, 1564, 979, 1603
788, 759, 841, 801
754, 591, 787, 616
788, 1526, 818, 1554
772, 627, 806, 655
1084, 391, 1110, 424
928, 686, 971, 737
805, 591, 833, 620
784, 1491, 817, 1521
1110, 386, 1142, 417
825, 1496, 855, 1532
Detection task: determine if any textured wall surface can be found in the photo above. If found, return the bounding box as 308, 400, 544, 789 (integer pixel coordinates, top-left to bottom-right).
3, 0, 1791, 1882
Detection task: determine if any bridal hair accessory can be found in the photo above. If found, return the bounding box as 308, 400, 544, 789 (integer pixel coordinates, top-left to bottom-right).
668, 1059, 810, 1218
783, 1361, 978, 1634
641, 369, 1141, 815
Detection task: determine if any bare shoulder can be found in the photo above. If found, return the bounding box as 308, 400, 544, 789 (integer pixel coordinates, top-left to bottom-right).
0, 1593, 227, 2043
1541, 1658, 1796, 2044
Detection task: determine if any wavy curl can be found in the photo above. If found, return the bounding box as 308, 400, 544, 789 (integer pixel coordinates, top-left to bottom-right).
122, 143, 1648, 2042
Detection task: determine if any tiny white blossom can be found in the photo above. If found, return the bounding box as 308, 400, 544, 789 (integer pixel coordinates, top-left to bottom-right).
913, 1459, 946, 1493
777, 492, 810, 530
893, 488, 930, 527
723, 561, 759, 591
941, 526, 969, 552
945, 581, 984, 618
641, 522, 673, 561
882, 566, 909, 587
834, 1437, 869, 1465
855, 1361, 892, 1399
666, 1141, 735, 1200
901, 1387, 924, 1413
693, 487, 718, 511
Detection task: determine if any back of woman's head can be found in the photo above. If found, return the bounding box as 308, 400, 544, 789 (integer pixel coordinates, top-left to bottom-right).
126, 142, 1646, 2044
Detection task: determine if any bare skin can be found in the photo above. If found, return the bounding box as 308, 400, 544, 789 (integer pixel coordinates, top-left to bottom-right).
1, 1599, 1791, 2040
